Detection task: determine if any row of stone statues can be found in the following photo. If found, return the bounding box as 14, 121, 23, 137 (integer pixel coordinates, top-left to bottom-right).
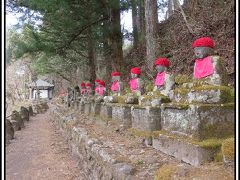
65, 37, 229, 106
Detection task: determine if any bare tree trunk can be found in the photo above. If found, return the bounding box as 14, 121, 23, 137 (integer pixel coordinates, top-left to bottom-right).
87, 28, 96, 84
109, 0, 123, 71
131, 0, 139, 48
139, 0, 146, 43
145, 0, 158, 72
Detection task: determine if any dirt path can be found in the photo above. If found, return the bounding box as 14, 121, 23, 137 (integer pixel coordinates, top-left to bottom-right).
6, 109, 86, 180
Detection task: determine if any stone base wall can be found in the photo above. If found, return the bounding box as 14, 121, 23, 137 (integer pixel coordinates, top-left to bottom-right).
51, 108, 135, 179
161, 103, 234, 140
131, 106, 161, 131
111, 104, 132, 128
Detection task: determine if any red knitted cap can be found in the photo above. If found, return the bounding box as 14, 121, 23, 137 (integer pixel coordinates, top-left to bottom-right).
111, 71, 121, 76
131, 67, 141, 75
154, 58, 170, 67
192, 37, 215, 48
86, 83, 92, 87
80, 82, 85, 87
98, 80, 105, 87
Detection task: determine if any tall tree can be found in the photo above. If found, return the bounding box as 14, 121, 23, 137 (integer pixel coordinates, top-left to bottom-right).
131, 0, 139, 48
109, 0, 124, 71
144, 0, 158, 72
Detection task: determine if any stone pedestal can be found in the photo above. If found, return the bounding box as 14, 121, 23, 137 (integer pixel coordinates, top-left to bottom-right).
161, 103, 234, 140
84, 102, 91, 115
100, 103, 112, 119
131, 106, 161, 131
111, 104, 132, 128
91, 103, 101, 116
173, 85, 233, 104
152, 134, 219, 166
79, 102, 85, 113
74, 101, 79, 110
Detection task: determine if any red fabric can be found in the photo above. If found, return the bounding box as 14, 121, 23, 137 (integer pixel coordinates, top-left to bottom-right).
111, 72, 121, 76
193, 56, 214, 79
131, 67, 141, 75
95, 79, 101, 83
80, 82, 85, 87
81, 89, 86, 95
111, 81, 119, 92
98, 80, 105, 87
129, 78, 138, 91
86, 83, 92, 87
155, 72, 166, 86
95, 86, 99, 93
98, 87, 105, 95
192, 37, 215, 48
154, 58, 170, 67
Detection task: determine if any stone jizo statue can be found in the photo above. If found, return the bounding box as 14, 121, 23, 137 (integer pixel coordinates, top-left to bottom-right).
153, 57, 175, 97
192, 37, 228, 85
129, 67, 144, 96
104, 72, 123, 103
85, 83, 93, 96
80, 82, 86, 96
110, 71, 123, 95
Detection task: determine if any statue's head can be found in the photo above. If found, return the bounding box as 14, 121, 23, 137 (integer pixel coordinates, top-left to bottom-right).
192, 37, 214, 59
111, 72, 121, 82
130, 67, 141, 79
80, 82, 85, 88
95, 79, 100, 86
98, 80, 105, 87
86, 83, 92, 89
154, 57, 170, 73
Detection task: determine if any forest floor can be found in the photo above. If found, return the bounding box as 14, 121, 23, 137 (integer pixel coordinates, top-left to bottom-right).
6, 109, 86, 180
6, 102, 235, 180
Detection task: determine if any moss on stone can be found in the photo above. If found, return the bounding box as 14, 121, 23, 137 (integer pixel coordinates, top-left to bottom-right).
161, 102, 190, 110
196, 139, 223, 149
214, 151, 223, 162
128, 128, 152, 137
175, 74, 193, 85
221, 137, 234, 160
154, 164, 179, 180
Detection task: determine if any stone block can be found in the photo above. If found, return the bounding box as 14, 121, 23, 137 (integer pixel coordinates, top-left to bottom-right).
10, 110, 24, 131
79, 102, 85, 113
84, 102, 91, 115
131, 106, 161, 131
161, 103, 234, 140
28, 106, 34, 116
173, 85, 233, 104
20, 106, 30, 121
6, 119, 14, 143
91, 103, 101, 116
100, 103, 112, 119
152, 134, 219, 166
74, 101, 79, 110
111, 104, 132, 128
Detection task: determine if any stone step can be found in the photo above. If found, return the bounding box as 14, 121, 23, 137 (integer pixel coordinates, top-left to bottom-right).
152, 134, 220, 166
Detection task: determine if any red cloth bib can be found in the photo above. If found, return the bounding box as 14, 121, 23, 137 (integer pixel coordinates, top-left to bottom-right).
81, 89, 86, 95
98, 87, 105, 95
129, 78, 138, 91
194, 56, 214, 79
155, 72, 166, 86
111, 81, 119, 92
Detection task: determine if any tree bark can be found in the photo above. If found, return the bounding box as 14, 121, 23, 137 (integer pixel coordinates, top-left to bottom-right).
139, 0, 145, 43
131, 0, 139, 48
145, 0, 158, 72
109, 0, 123, 71
87, 28, 96, 84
